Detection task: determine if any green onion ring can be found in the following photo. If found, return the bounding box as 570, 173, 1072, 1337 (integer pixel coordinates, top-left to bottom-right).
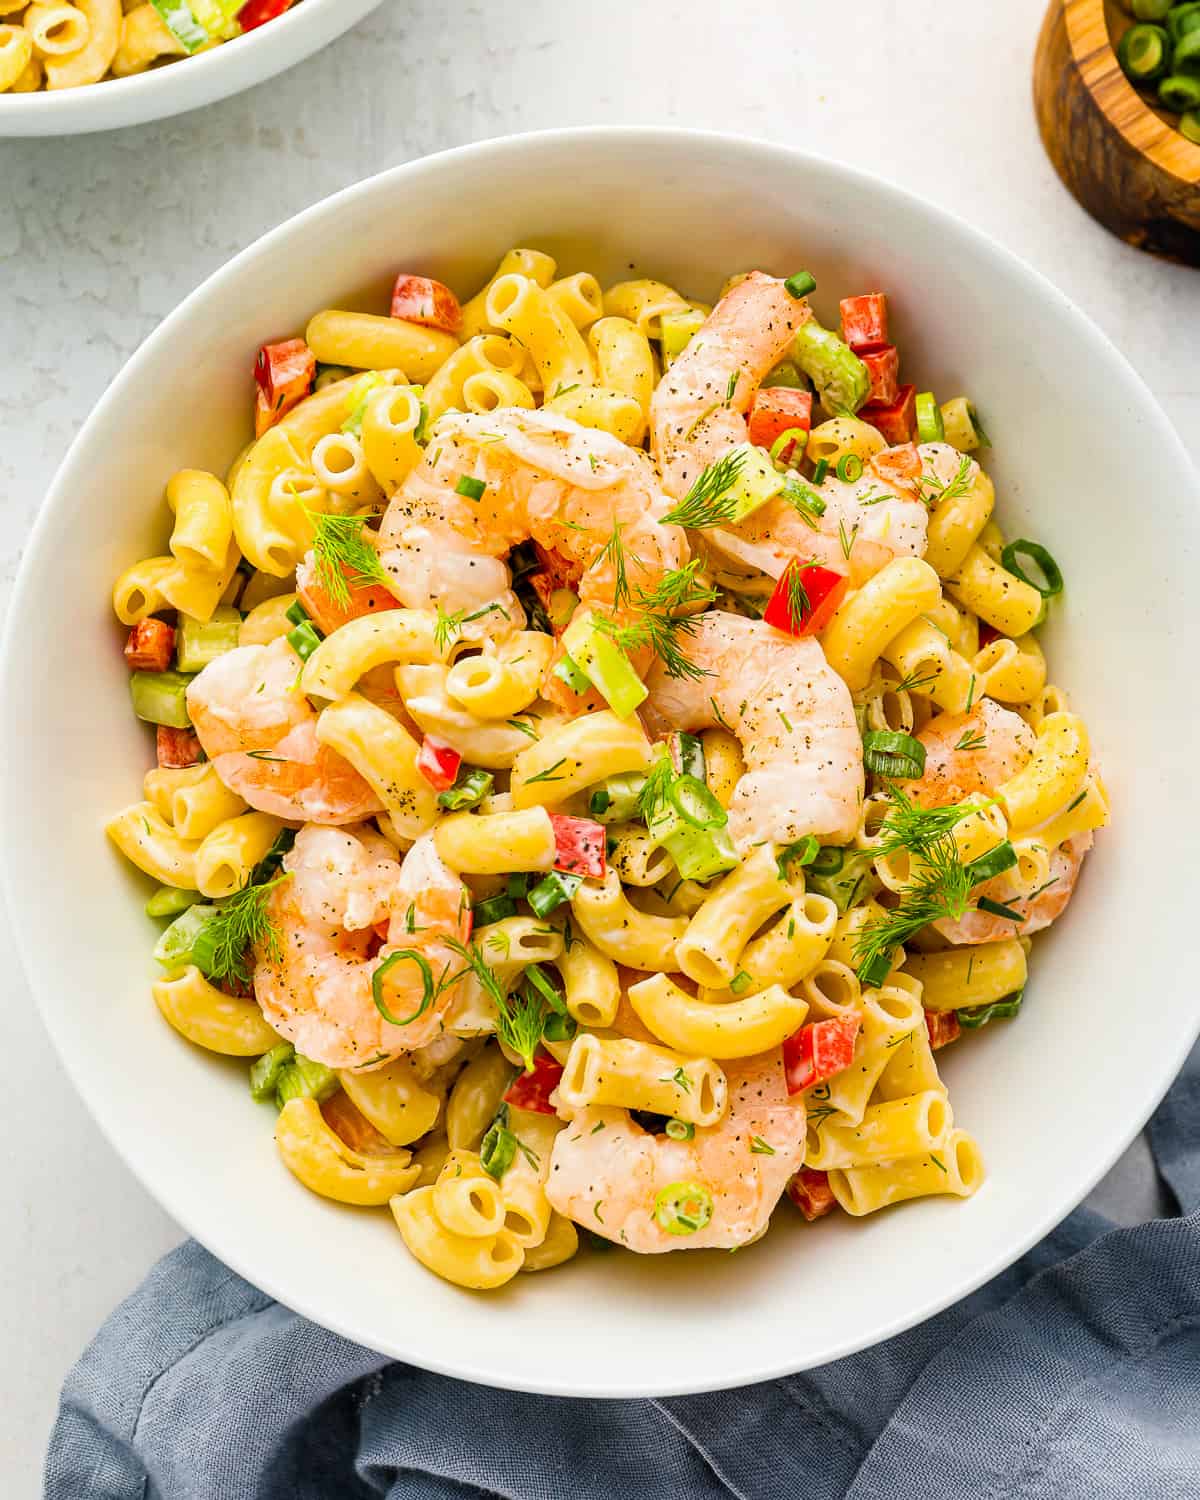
836, 452, 864, 483
664, 1119, 695, 1141
769, 427, 809, 467
862, 730, 927, 780
776, 835, 819, 881
371, 948, 436, 1026
1001, 539, 1063, 598
809, 845, 845, 876
668, 774, 727, 830
654, 1180, 714, 1235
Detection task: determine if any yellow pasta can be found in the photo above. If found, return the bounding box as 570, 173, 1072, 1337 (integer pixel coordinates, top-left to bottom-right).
153, 966, 279, 1057
485, 275, 594, 394
558, 1035, 727, 1126
459, 248, 557, 341
276, 1098, 419, 1207
821, 558, 943, 692
903, 942, 1027, 1012
627, 974, 808, 1061
305, 309, 458, 384
828, 1130, 984, 1215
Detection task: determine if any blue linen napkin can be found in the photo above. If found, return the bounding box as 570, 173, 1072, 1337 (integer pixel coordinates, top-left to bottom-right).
48, 1043, 1200, 1500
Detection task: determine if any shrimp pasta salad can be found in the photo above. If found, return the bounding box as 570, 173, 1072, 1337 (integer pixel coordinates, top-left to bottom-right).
106, 252, 1109, 1289
0, 0, 297, 94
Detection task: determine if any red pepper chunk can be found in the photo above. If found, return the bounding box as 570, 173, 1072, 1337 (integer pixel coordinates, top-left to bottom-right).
253, 337, 315, 437
747, 387, 814, 459
390, 274, 463, 334
295, 556, 399, 637
783, 1012, 862, 1095
860, 345, 900, 407
549, 814, 606, 879
238, 0, 294, 30
124, 618, 176, 672
924, 1008, 961, 1050
839, 292, 889, 353
786, 1168, 837, 1222
416, 736, 461, 792
977, 622, 1002, 649
860, 383, 917, 447
762, 560, 847, 638
156, 726, 203, 769
503, 1050, 564, 1115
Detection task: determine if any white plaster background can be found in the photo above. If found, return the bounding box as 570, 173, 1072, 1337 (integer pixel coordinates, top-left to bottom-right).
1, 0, 1196, 1489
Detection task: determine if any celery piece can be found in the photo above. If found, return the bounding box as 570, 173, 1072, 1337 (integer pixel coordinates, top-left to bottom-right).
276, 1054, 339, 1108
145, 885, 199, 920
659, 309, 706, 366
553, 652, 591, 694
792, 321, 870, 416
561, 614, 647, 718
188, 0, 241, 39
662, 823, 739, 883
130, 670, 194, 729
720, 442, 786, 523
807, 851, 874, 914
153, 903, 219, 970
765, 358, 810, 391
249, 1042, 295, 1103
588, 771, 647, 823
669, 731, 705, 781
341, 371, 387, 436
175, 605, 242, 673
149, 0, 209, 52
527, 870, 582, 917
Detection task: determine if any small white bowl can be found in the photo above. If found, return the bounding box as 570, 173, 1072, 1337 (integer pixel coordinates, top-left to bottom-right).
0, 0, 383, 136
3, 129, 1197, 1397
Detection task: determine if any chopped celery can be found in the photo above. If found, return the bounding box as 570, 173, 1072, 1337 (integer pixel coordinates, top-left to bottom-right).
130, 670, 194, 729
145, 885, 199, 920
249, 1042, 294, 1103
792, 321, 870, 415
718, 442, 786, 522
561, 614, 647, 719
153, 903, 219, 970
553, 652, 591, 694
765, 358, 809, 390
149, 0, 209, 52
527, 870, 582, 917
659, 309, 706, 365
474, 893, 518, 925
807, 850, 874, 914
276, 1053, 339, 1108
341, 371, 387, 436
547, 590, 578, 631
662, 823, 739, 882
589, 771, 647, 822
669, 731, 705, 781
438, 768, 494, 811
175, 605, 241, 673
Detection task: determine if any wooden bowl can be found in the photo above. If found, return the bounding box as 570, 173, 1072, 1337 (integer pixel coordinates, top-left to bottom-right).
1035, 0, 1200, 263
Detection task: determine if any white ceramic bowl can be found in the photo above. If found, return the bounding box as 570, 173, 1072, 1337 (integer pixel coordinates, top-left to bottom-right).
0, 0, 383, 136
4, 129, 1197, 1397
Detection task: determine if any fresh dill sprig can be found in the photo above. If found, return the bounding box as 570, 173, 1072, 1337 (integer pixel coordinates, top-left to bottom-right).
434, 603, 466, 652
444, 937, 542, 1071
893, 666, 940, 695
783, 562, 814, 631
203, 873, 290, 985
916, 452, 973, 510
305, 510, 391, 610
594, 559, 716, 681
838, 519, 859, 561
636, 755, 676, 823
955, 729, 987, 752
662, 449, 748, 529
594, 520, 630, 611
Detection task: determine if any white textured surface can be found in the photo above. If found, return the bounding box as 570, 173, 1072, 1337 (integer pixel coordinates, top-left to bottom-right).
1, 0, 1196, 1488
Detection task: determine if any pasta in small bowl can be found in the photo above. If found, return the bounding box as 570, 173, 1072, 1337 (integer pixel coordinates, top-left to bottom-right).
0, 0, 382, 133
3, 130, 1195, 1397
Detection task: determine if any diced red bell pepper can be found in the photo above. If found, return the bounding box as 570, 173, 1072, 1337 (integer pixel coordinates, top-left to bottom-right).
839, 293, 889, 353
860, 345, 900, 407
503, 1050, 564, 1114
253, 337, 315, 437
925, 1008, 961, 1050
238, 0, 294, 31
977, 622, 1002, 649
860, 383, 917, 447
416, 736, 461, 792
786, 1167, 838, 1222
295, 557, 400, 637
763, 559, 848, 638
390, 274, 463, 334
533, 542, 584, 593
747, 387, 814, 461
549, 814, 606, 879
124, 617, 176, 672
156, 725, 203, 769
783, 1012, 862, 1095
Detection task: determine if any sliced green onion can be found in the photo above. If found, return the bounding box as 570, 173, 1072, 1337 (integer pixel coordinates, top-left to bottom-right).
784, 270, 817, 299
1117, 22, 1170, 81
175, 605, 241, 673
1173, 27, 1200, 72
780, 474, 827, 518
862, 730, 927, 780
152, 902, 218, 970
455, 475, 486, 501
977, 895, 1025, 922
542, 1010, 577, 1043
371, 948, 436, 1027
527, 869, 582, 917
480, 1118, 518, 1179
769, 427, 809, 468
1159, 72, 1200, 108
662, 822, 739, 883
553, 652, 591, 694
857, 948, 894, 988
811, 458, 830, 485
835, 452, 864, 483
437, 767, 494, 811
145, 885, 198, 919
669, 730, 706, 781
810, 845, 845, 876
776, 836, 819, 881
1000, 539, 1063, 598
130, 669, 194, 729
249, 1042, 294, 1103
914, 391, 945, 444
285, 599, 311, 628
958, 990, 1024, 1028
286, 621, 322, 662
252, 828, 295, 885
1169, 3, 1200, 41
664, 1118, 695, 1141
149, 0, 209, 52
1181, 108, 1200, 142
653, 1180, 714, 1235
658, 308, 706, 364
474, 893, 517, 926
965, 840, 1018, 884
507, 873, 530, 900
276, 1054, 339, 1109
588, 771, 647, 823
729, 970, 753, 995
524, 962, 566, 1013
668, 774, 726, 830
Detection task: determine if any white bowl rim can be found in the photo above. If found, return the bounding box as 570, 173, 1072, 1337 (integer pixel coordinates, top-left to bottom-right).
0, 0, 383, 135
4, 126, 1197, 1397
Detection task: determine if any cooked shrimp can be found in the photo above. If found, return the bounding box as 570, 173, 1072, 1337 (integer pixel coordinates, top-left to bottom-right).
642, 611, 863, 847
253, 826, 471, 1069
913, 700, 1089, 943
545, 1048, 805, 1252
650, 270, 811, 501
186, 636, 383, 825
